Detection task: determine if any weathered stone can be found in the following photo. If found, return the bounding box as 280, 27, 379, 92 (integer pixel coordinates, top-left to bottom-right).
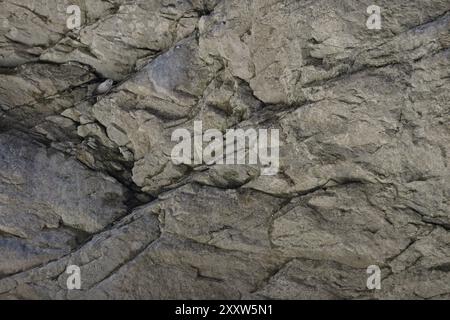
0, 0, 449, 300
0, 131, 127, 277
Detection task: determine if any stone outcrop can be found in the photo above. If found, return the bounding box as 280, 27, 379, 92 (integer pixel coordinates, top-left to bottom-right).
0, 0, 449, 299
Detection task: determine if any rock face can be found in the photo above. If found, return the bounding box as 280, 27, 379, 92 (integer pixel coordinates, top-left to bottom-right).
0, 0, 449, 299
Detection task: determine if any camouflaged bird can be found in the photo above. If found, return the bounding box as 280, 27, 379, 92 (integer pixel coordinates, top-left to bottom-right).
95, 79, 114, 96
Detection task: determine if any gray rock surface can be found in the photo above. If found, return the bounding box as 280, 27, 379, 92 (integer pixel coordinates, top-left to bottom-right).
0, 0, 449, 299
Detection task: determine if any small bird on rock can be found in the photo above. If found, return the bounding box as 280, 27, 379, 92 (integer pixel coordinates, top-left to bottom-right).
95, 79, 114, 95
93, 79, 114, 102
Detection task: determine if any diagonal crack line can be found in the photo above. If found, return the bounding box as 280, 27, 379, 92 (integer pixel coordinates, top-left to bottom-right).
86, 232, 162, 290
0, 203, 157, 284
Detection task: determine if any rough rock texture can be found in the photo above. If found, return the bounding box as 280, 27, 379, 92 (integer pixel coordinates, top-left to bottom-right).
0, 0, 449, 299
